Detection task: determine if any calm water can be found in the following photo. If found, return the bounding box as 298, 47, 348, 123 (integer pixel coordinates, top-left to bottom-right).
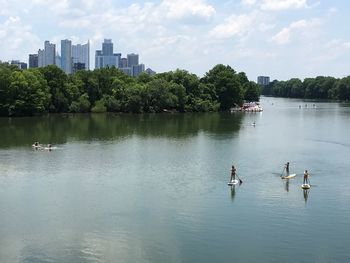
0, 97, 350, 263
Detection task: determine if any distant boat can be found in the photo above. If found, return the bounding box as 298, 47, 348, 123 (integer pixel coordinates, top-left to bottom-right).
230, 102, 263, 112
241, 102, 263, 112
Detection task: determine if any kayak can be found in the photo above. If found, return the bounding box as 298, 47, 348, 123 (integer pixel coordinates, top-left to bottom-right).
281, 173, 296, 179
301, 184, 311, 189
228, 179, 239, 186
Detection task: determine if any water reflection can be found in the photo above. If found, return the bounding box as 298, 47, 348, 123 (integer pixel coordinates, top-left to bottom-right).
230, 185, 236, 201
0, 113, 244, 148
303, 189, 309, 203
284, 179, 290, 192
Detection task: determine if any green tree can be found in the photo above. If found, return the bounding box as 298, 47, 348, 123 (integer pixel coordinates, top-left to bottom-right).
202, 64, 244, 110
244, 81, 260, 101
39, 65, 68, 112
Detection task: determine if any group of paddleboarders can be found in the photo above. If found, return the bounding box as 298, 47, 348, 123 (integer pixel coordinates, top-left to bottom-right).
229, 162, 310, 187
283, 162, 310, 184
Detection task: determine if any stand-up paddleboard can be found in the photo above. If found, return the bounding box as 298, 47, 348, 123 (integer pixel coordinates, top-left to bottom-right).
301, 183, 311, 189
281, 173, 296, 179
228, 179, 239, 186
44, 147, 57, 150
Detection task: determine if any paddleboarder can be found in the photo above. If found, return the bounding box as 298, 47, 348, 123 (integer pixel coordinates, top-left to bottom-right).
230, 165, 236, 182
285, 162, 290, 175
303, 170, 309, 184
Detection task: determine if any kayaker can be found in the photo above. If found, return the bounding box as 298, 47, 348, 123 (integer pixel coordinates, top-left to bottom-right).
230, 165, 236, 182
303, 170, 309, 184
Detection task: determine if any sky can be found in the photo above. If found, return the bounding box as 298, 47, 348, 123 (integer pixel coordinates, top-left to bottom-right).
0, 0, 349, 80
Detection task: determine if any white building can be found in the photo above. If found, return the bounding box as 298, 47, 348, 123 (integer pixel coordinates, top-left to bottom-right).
72, 41, 90, 70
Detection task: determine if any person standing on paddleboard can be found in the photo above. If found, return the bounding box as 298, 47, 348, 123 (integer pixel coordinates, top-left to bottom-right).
230, 165, 236, 182
303, 170, 309, 184
285, 162, 290, 176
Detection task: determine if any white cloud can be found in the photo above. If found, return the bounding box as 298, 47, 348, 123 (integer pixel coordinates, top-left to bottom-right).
272, 18, 321, 44
209, 12, 257, 39
241, 0, 309, 10
0, 16, 40, 62
241, 0, 257, 6
161, 0, 215, 21
261, 0, 308, 10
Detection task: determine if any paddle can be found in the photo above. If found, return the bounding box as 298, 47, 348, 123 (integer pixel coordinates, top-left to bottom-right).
236, 174, 243, 184
280, 167, 285, 177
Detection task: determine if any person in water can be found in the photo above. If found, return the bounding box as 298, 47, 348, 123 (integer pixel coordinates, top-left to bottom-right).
230, 165, 236, 182
303, 170, 309, 184
285, 162, 290, 175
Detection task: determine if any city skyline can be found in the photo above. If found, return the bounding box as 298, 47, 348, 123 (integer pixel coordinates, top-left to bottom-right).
0, 0, 349, 80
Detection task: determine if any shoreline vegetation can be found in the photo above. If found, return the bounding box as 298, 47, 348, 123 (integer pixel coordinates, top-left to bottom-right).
0, 63, 259, 117
261, 77, 350, 101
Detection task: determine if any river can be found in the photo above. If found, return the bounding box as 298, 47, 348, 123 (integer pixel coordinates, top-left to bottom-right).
0, 97, 349, 262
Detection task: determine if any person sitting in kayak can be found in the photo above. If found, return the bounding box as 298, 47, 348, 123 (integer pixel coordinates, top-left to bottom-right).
285, 162, 290, 175
303, 170, 309, 184
34, 142, 39, 147
230, 165, 236, 182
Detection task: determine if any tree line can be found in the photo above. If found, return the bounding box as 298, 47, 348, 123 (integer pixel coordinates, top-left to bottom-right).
0, 63, 260, 117
261, 76, 350, 100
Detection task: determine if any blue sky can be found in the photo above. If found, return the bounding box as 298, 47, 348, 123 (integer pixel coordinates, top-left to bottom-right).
0, 0, 349, 80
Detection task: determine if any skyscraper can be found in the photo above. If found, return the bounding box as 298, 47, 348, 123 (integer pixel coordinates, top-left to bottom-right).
95, 50, 103, 69
95, 39, 119, 69
72, 41, 90, 70
127, 53, 139, 67
102, 39, 113, 56
61, 39, 72, 74
119, 58, 128, 68
132, 64, 145, 77
55, 53, 61, 69
28, 54, 38, 68
44, 41, 55, 66
38, 49, 45, 67
37, 41, 55, 67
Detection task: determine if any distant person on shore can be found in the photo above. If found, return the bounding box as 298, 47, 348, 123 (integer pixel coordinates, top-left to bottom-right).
303, 170, 309, 184
230, 165, 236, 182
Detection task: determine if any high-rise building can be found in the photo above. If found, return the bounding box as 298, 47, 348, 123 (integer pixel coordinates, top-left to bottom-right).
55, 53, 61, 69
257, 76, 270, 86
95, 50, 103, 69
61, 39, 72, 74
119, 58, 128, 68
37, 41, 56, 67
44, 41, 55, 66
29, 54, 38, 68
95, 39, 119, 69
72, 41, 90, 70
38, 49, 45, 67
73, 62, 86, 73
132, 64, 145, 77
120, 67, 132, 76
127, 53, 139, 67
102, 39, 113, 56
11, 60, 27, 70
